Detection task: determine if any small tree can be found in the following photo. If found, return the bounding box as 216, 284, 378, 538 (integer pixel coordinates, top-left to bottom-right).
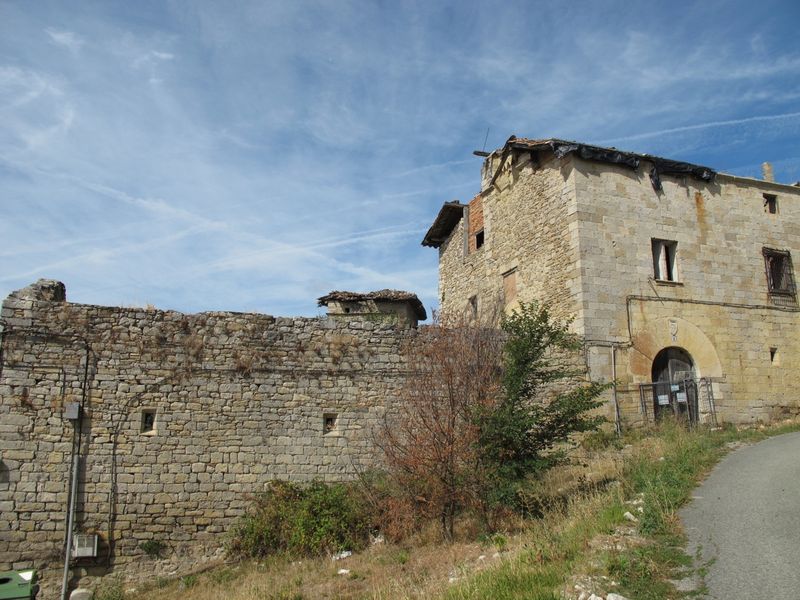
478, 302, 608, 507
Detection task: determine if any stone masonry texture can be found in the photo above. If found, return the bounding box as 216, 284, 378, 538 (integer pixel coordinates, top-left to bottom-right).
437, 142, 800, 427
0, 280, 412, 596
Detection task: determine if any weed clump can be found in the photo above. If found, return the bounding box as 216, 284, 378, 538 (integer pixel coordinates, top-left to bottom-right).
228, 480, 372, 558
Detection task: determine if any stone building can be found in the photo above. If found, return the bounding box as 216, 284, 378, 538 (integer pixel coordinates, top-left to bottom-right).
0, 280, 421, 595
318, 289, 427, 328
424, 136, 800, 426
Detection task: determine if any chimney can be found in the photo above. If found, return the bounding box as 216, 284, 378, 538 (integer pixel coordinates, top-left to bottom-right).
761, 162, 775, 183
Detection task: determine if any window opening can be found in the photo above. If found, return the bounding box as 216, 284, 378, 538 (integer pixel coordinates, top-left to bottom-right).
475, 229, 484, 250
468, 295, 478, 319
140, 409, 156, 434
652, 239, 678, 282
323, 413, 338, 434
763, 247, 796, 299
764, 193, 778, 214
770, 347, 778, 364
503, 269, 517, 304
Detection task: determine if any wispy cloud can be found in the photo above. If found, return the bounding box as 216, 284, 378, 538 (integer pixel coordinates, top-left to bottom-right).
597, 112, 800, 145
1, 0, 798, 316
44, 28, 84, 53
132, 50, 175, 69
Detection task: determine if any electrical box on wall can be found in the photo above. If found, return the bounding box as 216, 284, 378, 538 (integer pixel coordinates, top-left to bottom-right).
64, 403, 81, 421
72, 534, 98, 558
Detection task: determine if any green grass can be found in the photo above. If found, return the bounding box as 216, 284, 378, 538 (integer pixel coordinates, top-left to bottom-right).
444, 419, 800, 600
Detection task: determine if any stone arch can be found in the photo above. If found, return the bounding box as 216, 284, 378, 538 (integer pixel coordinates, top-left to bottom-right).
652, 346, 696, 383
629, 316, 723, 382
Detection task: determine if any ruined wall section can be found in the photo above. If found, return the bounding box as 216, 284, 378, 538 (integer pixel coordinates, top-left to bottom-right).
438, 152, 584, 326
572, 158, 800, 422
0, 284, 410, 581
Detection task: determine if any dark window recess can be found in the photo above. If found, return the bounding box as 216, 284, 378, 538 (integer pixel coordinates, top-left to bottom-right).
770, 347, 778, 363
475, 229, 484, 249
468, 295, 478, 319
324, 413, 338, 434
764, 194, 778, 214
652, 239, 678, 281
763, 248, 796, 300
140, 410, 156, 433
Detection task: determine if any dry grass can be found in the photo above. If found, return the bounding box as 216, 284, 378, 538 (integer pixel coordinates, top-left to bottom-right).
126, 443, 630, 600
124, 419, 800, 600
128, 536, 513, 600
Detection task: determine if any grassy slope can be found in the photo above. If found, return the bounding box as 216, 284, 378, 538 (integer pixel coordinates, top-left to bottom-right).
446, 420, 800, 600
115, 419, 800, 600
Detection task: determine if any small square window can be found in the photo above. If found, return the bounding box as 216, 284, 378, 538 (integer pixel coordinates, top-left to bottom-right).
140, 409, 156, 434
763, 247, 796, 300
764, 194, 778, 214
323, 413, 338, 434
652, 239, 678, 282
475, 229, 484, 250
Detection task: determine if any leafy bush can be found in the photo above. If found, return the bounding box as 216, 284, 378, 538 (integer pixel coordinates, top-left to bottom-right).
139, 539, 166, 559
228, 480, 372, 558
477, 302, 609, 509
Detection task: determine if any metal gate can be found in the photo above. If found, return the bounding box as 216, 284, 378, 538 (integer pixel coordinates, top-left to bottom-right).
637, 377, 718, 426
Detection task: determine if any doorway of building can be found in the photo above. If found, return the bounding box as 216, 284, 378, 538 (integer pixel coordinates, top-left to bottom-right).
651, 346, 698, 421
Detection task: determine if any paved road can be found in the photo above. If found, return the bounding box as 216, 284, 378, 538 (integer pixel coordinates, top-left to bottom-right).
680, 431, 800, 599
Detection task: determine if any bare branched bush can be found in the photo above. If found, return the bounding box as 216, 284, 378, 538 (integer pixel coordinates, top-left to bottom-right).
376, 320, 504, 540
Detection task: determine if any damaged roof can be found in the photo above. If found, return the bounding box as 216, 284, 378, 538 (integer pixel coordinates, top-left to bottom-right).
421, 136, 719, 248
421, 200, 466, 248
506, 137, 716, 189
318, 289, 427, 320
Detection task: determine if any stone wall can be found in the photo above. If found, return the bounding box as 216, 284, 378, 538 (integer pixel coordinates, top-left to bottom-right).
438, 151, 583, 326
0, 281, 412, 595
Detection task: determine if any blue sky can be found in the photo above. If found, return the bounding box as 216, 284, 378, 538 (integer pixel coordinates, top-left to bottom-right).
1, 1, 799, 318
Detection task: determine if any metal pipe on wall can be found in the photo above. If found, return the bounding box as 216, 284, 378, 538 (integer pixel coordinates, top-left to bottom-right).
61, 345, 90, 600
611, 345, 621, 435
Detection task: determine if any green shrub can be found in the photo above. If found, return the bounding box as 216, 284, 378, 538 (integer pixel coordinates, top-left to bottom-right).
580, 429, 622, 452
139, 539, 166, 559
228, 480, 372, 558
478, 302, 609, 509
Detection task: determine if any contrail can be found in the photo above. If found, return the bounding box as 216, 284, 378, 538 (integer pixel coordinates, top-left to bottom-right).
598, 111, 800, 145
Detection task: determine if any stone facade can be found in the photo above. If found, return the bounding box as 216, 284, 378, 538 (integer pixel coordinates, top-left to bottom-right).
438, 152, 581, 325
428, 138, 800, 426
0, 280, 413, 595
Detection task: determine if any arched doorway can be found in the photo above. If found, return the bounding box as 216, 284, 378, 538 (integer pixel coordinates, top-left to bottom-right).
651, 347, 698, 421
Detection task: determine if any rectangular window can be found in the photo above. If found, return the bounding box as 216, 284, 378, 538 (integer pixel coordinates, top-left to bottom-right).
503, 269, 517, 304
652, 239, 678, 282
475, 229, 484, 250
764, 193, 778, 214
763, 247, 796, 300
323, 413, 338, 434
770, 347, 779, 365
140, 409, 156, 434
468, 295, 478, 320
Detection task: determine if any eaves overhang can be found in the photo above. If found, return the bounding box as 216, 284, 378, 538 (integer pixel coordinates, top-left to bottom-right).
421, 201, 466, 248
